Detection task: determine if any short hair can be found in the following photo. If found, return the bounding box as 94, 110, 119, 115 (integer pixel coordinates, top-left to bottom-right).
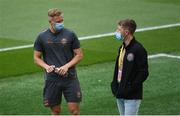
118, 19, 137, 34
48, 8, 62, 17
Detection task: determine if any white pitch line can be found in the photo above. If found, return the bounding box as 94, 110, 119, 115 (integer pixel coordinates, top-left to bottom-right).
0, 44, 34, 52
0, 23, 180, 52
148, 53, 167, 59
148, 53, 180, 59
79, 22, 180, 40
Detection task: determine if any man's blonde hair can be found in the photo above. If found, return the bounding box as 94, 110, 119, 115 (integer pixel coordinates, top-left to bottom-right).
118, 19, 137, 34
48, 8, 62, 17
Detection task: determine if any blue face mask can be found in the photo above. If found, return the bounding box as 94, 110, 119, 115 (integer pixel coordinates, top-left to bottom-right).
54, 22, 64, 32
115, 31, 124, 41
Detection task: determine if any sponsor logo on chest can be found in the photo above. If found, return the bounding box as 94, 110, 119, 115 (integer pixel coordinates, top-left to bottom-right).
47, 38, 68, 45
127, 53, 134, 62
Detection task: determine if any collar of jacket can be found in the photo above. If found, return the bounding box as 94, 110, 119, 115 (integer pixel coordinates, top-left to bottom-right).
122, 36, 136, 50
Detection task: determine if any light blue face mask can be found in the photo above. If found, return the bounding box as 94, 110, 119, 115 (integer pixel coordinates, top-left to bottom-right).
54, 22, 64, 32
115, 31, 124, 41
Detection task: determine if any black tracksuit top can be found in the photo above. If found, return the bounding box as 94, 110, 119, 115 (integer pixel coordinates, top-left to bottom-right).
111, 37, 149, 99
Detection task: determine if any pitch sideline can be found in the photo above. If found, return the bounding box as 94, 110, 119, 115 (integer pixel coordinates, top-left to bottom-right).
148, 53, 180, 59
0, 23, 180, 52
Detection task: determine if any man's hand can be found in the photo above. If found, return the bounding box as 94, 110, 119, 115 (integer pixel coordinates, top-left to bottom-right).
55, 65, 69, 76
45, 65, 55, 73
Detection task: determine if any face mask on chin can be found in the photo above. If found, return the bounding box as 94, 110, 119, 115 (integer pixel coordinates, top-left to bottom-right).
52, 22, 64, 33
115, 31, 124, 41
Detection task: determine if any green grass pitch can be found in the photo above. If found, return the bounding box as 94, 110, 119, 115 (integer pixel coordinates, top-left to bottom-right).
0, 0, 180, 115
0, 57, 180, 115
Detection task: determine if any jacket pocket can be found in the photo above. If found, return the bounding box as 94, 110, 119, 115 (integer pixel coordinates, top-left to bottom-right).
111, 81, 118, 96
123, 82, 133, 96
124, 82, 141, 97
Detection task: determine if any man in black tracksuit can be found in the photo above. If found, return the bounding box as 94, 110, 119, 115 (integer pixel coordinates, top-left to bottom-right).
111, 19, 149, 115
34, 8, 83, 115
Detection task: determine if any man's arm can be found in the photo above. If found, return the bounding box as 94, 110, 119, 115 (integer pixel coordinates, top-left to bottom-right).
34, 50, 55, 73
55, 48, 83, 75
133, 47, 149, 85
